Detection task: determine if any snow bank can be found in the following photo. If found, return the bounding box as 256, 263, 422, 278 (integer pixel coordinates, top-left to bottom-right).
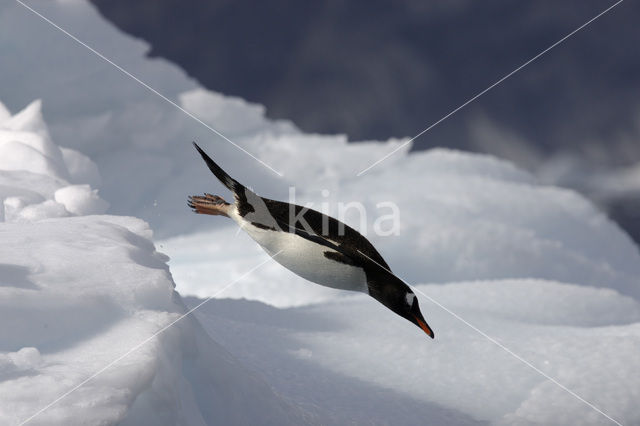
187, 280, 640, 425
0, 102, 302, 425
0, 216, 301, 425
0, 100, 108, 221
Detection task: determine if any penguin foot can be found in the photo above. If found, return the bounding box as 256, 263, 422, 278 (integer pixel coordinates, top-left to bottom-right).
188, 194, 231, 217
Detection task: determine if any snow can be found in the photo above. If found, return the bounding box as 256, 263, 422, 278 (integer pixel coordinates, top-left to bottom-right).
0, 101, 301, 426
59, 147, 101, 188
0, 216, 302, 426
0, 99, 108, 222
186, 283, 640, 425
1, 0, 640, 425
54, 184, 109, 215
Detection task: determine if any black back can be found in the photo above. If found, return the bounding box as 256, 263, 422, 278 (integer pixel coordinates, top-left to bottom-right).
261, 198, 391, 271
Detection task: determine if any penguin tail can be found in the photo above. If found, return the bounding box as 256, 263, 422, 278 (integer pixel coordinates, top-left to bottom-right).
192, 142, 244, 193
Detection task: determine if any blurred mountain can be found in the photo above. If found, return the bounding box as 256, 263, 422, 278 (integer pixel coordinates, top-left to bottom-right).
90, 0, 640, 243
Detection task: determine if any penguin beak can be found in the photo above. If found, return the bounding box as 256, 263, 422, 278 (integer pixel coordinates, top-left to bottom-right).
413, 315, 435, 339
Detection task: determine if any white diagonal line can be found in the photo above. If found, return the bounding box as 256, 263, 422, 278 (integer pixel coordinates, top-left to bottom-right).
15, 0, 283, 177
19, 249, 284, 426
357, 249, 622, 426
357, 0, 624, 176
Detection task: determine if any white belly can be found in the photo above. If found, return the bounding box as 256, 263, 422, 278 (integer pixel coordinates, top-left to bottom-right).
239, 221, 368, 293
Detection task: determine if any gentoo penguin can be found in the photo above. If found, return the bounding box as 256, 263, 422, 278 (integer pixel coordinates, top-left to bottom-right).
188, 142, 434, 338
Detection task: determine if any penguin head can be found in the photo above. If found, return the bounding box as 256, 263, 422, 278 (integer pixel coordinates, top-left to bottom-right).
402, 291, 434, 338
369, 278, 434, 339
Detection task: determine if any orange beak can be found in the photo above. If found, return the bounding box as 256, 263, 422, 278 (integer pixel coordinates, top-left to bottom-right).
414, 316, 435, 339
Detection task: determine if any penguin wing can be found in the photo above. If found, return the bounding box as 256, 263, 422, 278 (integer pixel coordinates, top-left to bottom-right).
262, 198, 391, 270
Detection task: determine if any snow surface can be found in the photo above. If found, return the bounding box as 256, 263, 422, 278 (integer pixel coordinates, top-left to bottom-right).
1, 0, 640, 425
0, 100, 304, 425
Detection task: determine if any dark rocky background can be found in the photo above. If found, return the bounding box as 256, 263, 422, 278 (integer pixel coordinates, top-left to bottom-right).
90, 0, 640, 243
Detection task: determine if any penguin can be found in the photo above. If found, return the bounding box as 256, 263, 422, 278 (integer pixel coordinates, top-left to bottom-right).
188, 142, 434, 338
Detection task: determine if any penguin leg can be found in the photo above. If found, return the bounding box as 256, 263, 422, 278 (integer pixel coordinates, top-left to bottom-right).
188, 193, 231, 217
